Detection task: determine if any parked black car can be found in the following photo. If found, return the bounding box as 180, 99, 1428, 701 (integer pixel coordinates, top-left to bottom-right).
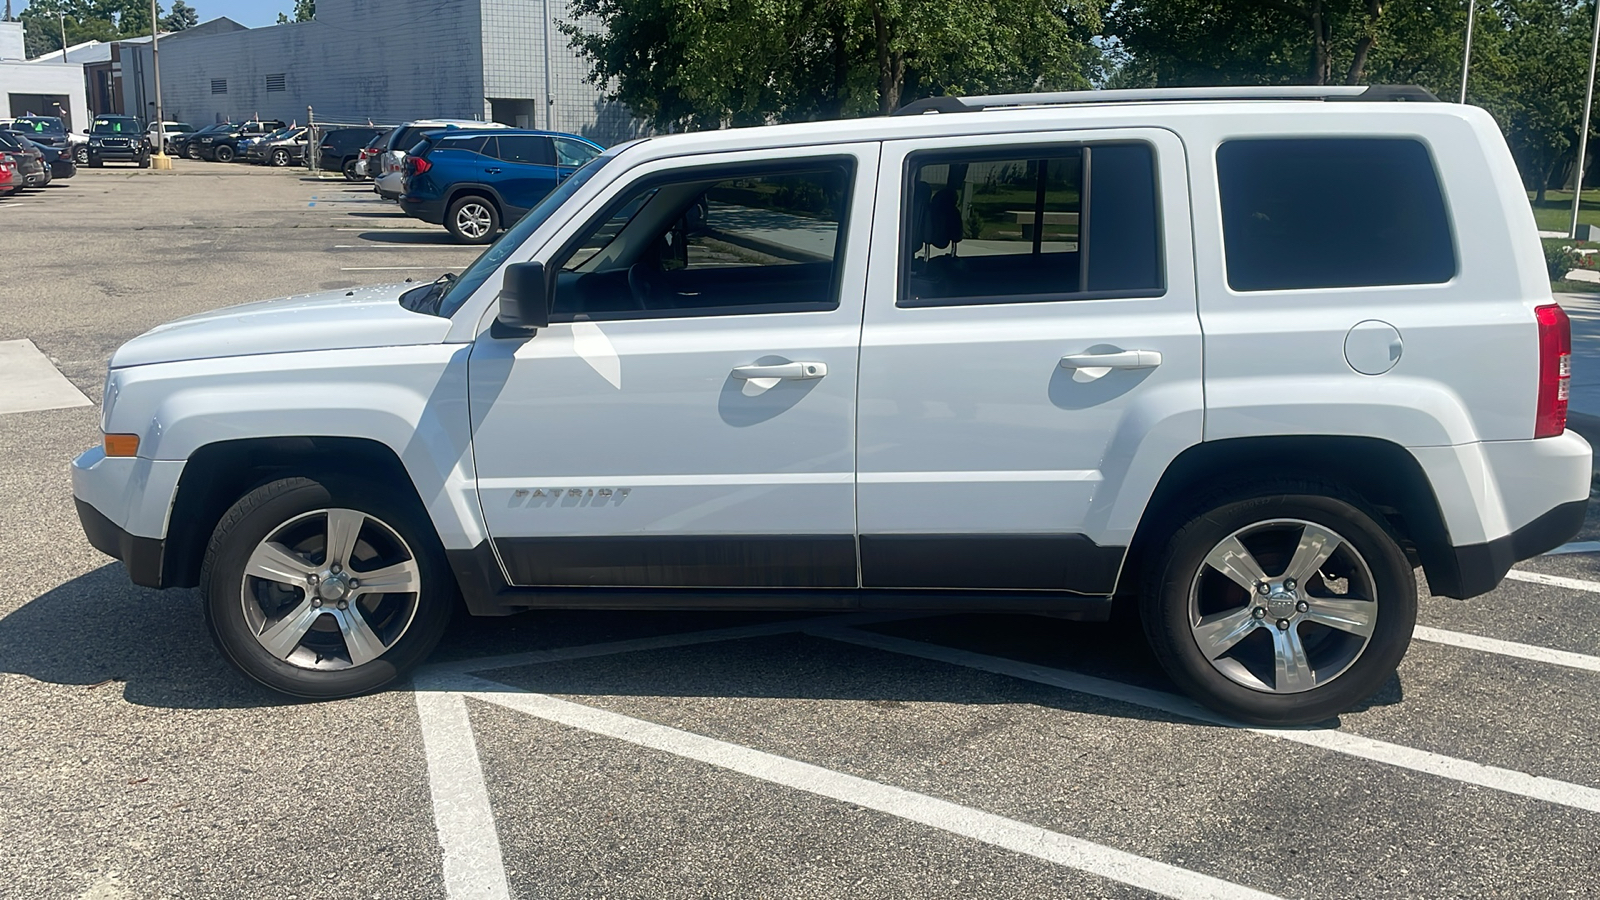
194, 119, 286, 162
8, 116, 73, 152
317, 127, 387, 180
20, 136, 75, 179
173, 123, 232, 160
85, 116, 151, 167
0, 132, 50, 186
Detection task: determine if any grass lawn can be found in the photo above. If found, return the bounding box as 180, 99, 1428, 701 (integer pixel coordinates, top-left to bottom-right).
1529, 189, 1600, 233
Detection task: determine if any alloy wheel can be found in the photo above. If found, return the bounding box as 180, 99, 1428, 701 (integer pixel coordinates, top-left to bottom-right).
239, 508, 422, 671
454, 202, 493, 240
1187, 518, 1378, 694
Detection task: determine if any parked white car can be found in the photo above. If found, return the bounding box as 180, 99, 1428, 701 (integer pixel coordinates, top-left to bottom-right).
73, 86, 1589, 724
373, 119, 509, 200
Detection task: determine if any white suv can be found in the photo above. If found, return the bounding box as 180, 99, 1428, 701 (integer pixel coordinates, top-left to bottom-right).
72, 86, 1591, 724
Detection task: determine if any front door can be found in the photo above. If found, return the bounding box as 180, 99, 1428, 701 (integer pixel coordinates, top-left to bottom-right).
855, 129, 1202, 594
469, 144, 880, 588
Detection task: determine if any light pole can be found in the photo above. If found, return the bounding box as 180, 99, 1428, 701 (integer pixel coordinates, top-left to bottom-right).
58, 12, 66, 64
1572, 0, 1600, 239
1459, 0, 1476, 103
149, 0, 171, 168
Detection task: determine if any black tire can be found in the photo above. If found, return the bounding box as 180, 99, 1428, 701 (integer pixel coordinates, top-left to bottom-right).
89, 156, 103, 168
137, 154, 150, 169
214, 144, 235, 163
270, 148, 290, 167
1139, 481, 1416, 726
200, 475, 456, 699
342, 158, 361, 181
445, 194, 500, 244
185, 144, 201, 160
74, 145, 89, 165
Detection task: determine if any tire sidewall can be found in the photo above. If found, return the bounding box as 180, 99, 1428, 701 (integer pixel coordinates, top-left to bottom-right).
1143, 491, 1417, 725
202, 475, 455, 699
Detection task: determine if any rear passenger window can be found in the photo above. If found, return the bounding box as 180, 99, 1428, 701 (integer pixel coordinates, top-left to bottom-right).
901, 142, 1162, 307
439, 135, 488, 155
1217, 138, 1455, 291
552, 163, 851, 320
495, 135, 554, 166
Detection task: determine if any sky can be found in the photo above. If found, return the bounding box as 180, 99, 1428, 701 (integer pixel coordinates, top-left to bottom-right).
14, 0, 283, 30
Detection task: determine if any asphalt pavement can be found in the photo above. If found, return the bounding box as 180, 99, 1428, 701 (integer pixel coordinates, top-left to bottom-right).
2, 164, 1600, 899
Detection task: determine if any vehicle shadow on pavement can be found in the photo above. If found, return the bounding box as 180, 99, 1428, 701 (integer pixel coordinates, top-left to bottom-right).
342, 211, 411, 219
354, 231, 460, 245
0, 564, 280, 710
1, 569, 1401, 724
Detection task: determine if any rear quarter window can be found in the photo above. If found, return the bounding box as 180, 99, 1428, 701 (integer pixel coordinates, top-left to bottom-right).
1216, 137, 1456, 291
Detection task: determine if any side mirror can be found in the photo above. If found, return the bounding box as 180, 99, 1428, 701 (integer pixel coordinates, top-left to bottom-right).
493, 261, 549, 336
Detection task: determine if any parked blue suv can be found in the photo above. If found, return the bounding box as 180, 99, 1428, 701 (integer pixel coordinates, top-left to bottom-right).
398, 129, 603, 243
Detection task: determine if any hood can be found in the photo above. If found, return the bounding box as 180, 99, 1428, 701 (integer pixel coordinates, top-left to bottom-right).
111, 283, 454, 369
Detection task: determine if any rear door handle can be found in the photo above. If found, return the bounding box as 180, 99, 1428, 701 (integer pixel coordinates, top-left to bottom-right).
732, 362, 828, 380
1059, 350, 1163, 370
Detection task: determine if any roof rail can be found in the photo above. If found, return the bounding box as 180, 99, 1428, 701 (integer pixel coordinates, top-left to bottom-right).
893, 85, 1440, 116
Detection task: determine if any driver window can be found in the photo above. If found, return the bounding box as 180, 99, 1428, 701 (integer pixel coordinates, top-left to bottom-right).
551, 162, 852, 320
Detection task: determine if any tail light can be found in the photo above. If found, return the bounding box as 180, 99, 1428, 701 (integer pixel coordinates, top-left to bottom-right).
406, 155, 431, 176
1535, 303, 1572, 438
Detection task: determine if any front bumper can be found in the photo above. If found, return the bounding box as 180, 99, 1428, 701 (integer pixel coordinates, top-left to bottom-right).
71, 447, 186, 588
76, 497, 166, 587
91, 145, 148, 162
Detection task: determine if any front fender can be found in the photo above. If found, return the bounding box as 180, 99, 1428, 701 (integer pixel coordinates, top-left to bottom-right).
104, 345, 486, 549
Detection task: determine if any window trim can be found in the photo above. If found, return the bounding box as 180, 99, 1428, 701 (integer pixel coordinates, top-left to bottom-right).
896, 140, 1166, 309
1214, 135, 1459, 293
546, 156, 859, 324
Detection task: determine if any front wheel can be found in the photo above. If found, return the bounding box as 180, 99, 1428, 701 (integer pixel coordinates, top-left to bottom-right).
200, 476, 455, 699
74, 145, 89, 165
214, 145, 235, 163
270, 148, 290, 167
185, 144, 201, 160
445, 195, 499, 244
1140, 484, 1416, 726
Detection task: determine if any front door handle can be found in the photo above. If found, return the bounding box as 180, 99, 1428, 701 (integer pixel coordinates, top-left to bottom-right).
1059, 350, 1163, 370
732, 362, 828, 380
485, 167, 502, 174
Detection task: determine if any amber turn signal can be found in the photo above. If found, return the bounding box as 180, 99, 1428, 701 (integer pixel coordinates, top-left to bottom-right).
103, 434, 140, 457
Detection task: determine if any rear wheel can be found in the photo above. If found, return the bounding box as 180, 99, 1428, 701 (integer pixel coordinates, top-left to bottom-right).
342, 158, 361, 181
1140, 483, 1416, 725
446, 195, 499, 244
214, 145, 234, 163
200, 475, 455, 699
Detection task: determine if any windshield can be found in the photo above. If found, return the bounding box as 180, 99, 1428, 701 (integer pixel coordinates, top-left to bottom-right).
402, 151, 619, 318
15, 118, 64, 135
92, 119, 137, 134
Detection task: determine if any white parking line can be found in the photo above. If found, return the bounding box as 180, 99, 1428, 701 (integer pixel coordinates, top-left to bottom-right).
332, 244, 474, 250
1414, 625, 1600, 673
340, 266, 461, 271
455, 674, 1283, 900
1504, 569, 1600, 593
1545, 541, 1600, 555
811, 626, 1600, 814
414, 685, 511, 900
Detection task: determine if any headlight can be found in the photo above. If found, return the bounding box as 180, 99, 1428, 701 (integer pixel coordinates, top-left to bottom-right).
88, 138, 101, 146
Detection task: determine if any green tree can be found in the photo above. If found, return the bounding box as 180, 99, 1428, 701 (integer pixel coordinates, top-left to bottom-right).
563, 0, 1103, 130
278, 0, 314, 23
162, 0, 198, 30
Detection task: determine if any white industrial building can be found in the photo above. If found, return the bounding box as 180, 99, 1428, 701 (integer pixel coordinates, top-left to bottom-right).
0, 21, 90, 130
110, 0, 638, 145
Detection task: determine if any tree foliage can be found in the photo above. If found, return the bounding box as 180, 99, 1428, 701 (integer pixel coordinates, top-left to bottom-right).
563, 0, 1104, 130
20, 0, 162, 57
161, 0, 197, 31
277, 0, 315, 24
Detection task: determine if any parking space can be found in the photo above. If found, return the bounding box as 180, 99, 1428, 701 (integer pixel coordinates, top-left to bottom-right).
4, 164, 1600, 899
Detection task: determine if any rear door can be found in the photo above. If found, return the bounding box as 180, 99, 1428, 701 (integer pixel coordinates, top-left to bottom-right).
490, 134, 559, 216
855, 128, 1201, 594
